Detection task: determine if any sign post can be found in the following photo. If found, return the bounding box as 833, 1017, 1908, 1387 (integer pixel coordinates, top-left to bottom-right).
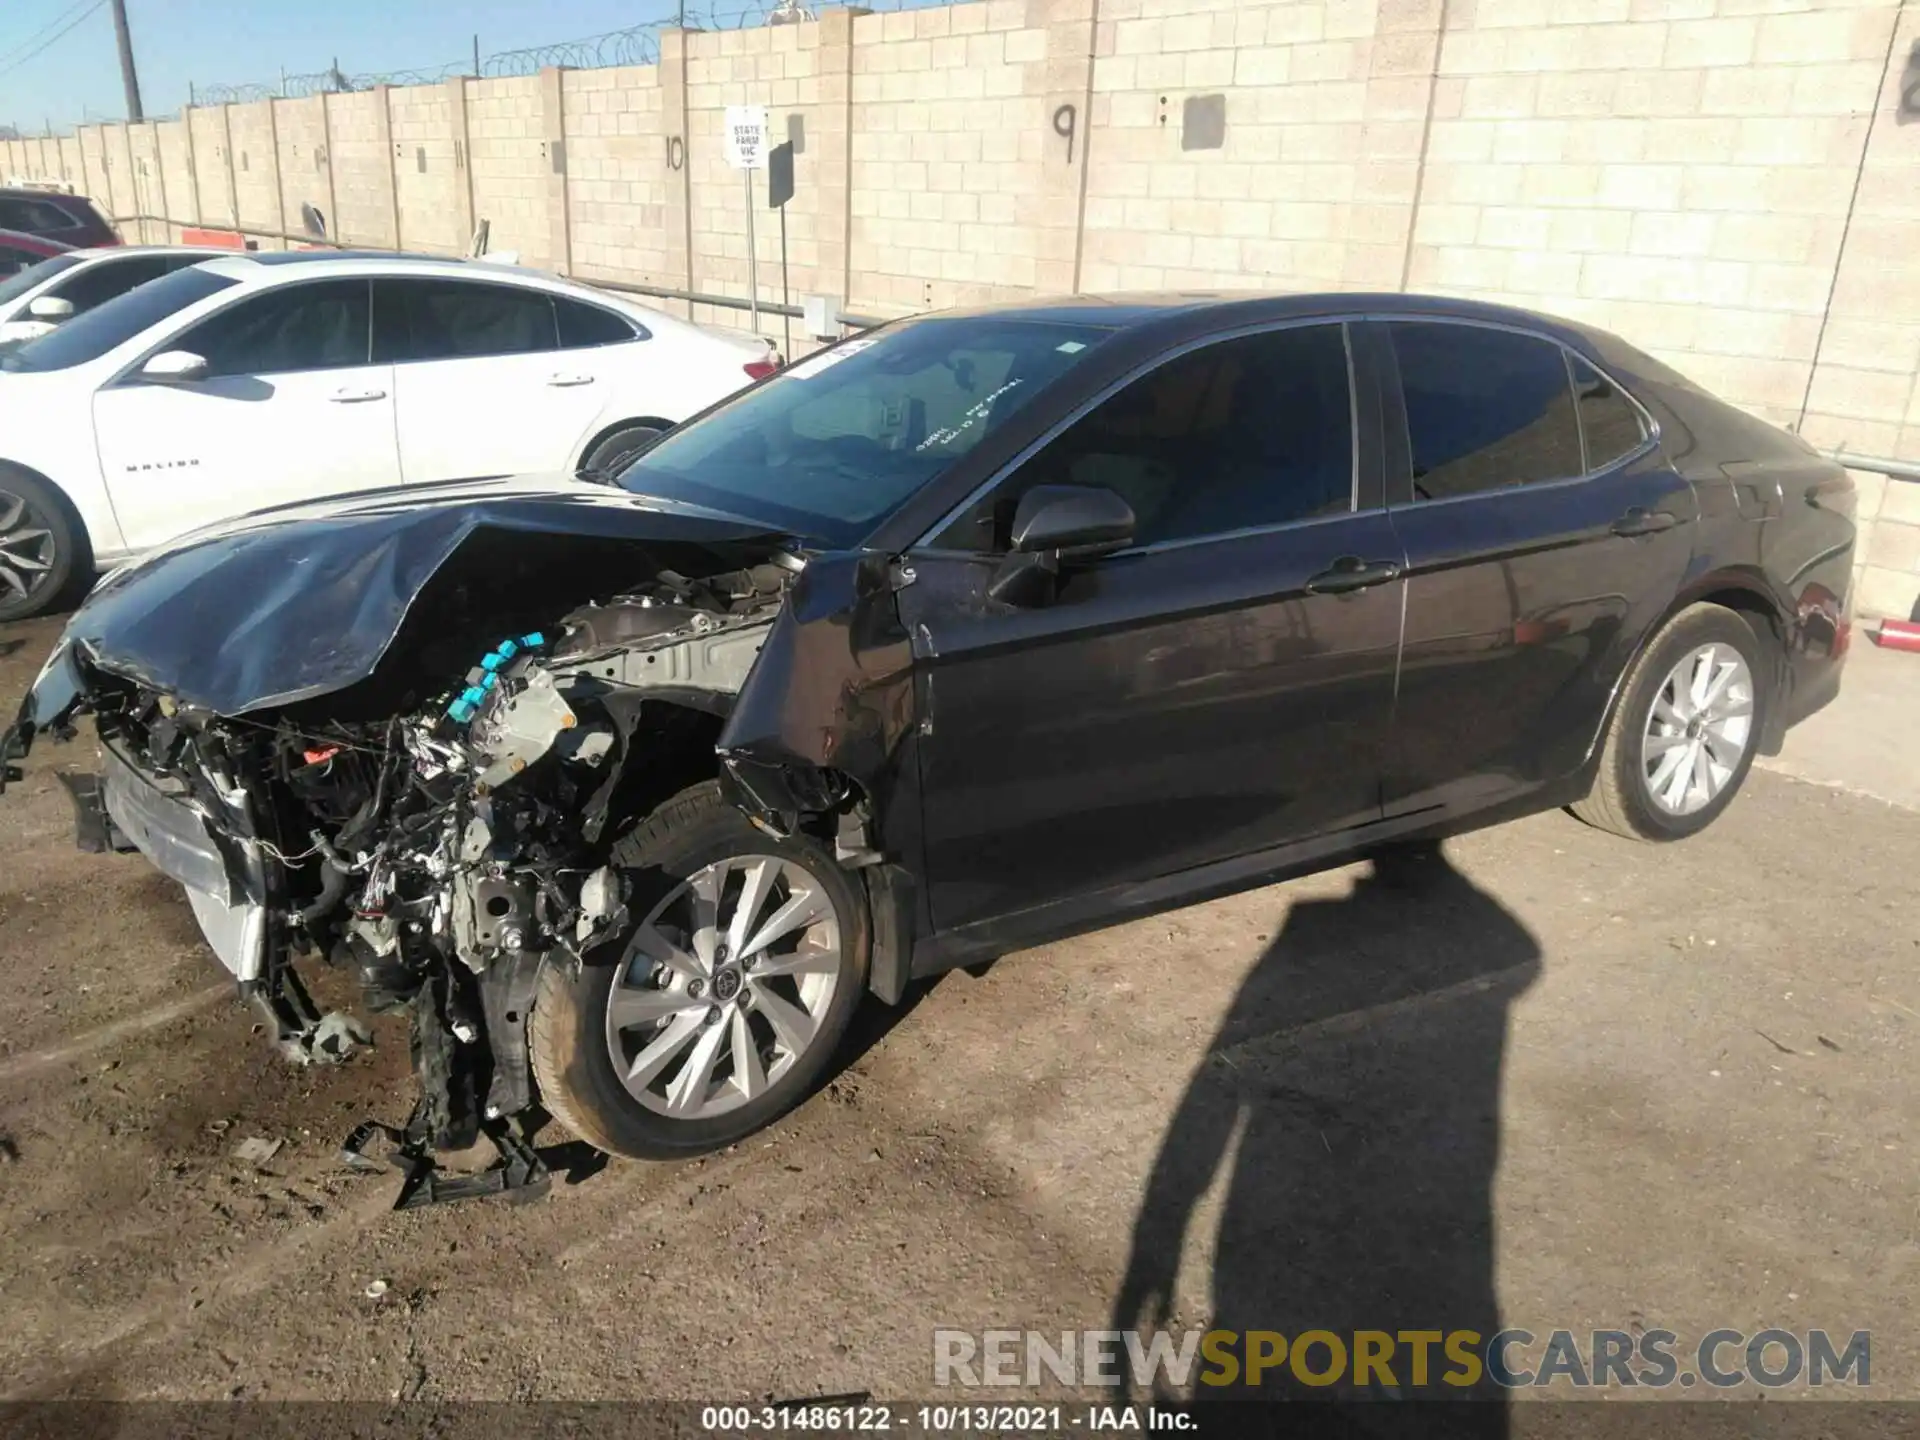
767, 140, 795, 360
723, 105, 769, 334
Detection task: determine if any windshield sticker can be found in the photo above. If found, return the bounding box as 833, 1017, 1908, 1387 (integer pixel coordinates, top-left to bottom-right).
917, 379, 1023, 452
1056, 340, 1087, 353
787, 336, 880, 379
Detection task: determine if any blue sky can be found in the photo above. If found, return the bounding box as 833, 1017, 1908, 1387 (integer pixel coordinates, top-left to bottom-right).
1, 0, 704, 130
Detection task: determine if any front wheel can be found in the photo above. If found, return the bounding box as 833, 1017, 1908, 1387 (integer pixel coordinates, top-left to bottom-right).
1572, 602, 1768, 841
579, 423, 664, 482
0, 468, 78, 623
530, 781, 869, 1160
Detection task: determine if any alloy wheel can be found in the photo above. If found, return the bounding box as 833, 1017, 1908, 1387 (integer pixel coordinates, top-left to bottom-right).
1640, 642, 1754, 817
0, 487, 56, 609
603, 854, 843, 1120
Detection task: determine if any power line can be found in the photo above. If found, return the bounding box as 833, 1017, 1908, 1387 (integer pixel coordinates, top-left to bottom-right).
0, 0, 98, 68
0, 0, 108, 80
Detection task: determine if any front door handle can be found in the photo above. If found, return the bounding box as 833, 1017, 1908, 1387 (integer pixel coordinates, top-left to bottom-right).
1612, 507, 1679, 537
1305, 556, 1402, 595
330, 386, 387, 403
547, 373, 596, 388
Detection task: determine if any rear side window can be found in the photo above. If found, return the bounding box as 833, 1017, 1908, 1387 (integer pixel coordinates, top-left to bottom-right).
175, 279, 372, 377
556, 296, 640, 348
0, 197, 78, 232
1389, 322, 1583, 501
49, 254, 179, 314
374, 278, 558, 362
934, 322, 1354, 551
1570, 355, 1647, 472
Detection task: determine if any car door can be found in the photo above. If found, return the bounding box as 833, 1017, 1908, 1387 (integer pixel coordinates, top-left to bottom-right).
1371, 317, 1697, 818
93, 276, 400, 551
895, 320, 1407, 935
377, 277, 614, 482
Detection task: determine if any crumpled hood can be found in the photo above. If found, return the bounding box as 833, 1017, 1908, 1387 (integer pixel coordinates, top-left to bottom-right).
54, 474, 788, 716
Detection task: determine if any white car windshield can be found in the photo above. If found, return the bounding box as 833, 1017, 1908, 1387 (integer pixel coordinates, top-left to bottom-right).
0, 266, 237, 373
618, 315, 1114, 547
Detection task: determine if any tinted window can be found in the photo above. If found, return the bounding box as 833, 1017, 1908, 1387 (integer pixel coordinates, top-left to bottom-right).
0, 253, 82, 307
933, 324, 1353, 552
1390, 322, 1583, 500
0, 197, 77, 232
1, 266, 238, 372
0, 245, 45, 277
48, 254, 179, 314
1570, 355, 1646, 472
556, 296, 640, 348
176, 279, 371, 376
374, 278, 557, 362
620, 317, 1112, 547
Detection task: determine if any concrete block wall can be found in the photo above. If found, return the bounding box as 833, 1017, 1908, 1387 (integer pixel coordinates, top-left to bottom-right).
227, 103, 284, 246
9, 0, 1920, 615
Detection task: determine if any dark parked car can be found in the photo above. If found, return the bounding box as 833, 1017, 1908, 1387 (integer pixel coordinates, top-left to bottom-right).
1, 293, 1853, 1199
0, 188, 118, 249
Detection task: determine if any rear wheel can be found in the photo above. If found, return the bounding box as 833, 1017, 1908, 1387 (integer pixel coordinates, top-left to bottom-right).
1572, 603, 1767, 841
530, 781, 869, 1159
0, 469, 77, 622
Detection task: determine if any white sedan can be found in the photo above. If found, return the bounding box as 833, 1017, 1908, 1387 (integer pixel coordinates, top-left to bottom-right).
0, 245, 232, 347
0, 251, 775, 619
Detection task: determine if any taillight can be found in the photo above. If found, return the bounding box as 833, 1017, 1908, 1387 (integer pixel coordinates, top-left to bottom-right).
744, 356, 783, 381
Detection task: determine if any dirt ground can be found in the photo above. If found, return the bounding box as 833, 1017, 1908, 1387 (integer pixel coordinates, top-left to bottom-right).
1, 610, 1915, 1412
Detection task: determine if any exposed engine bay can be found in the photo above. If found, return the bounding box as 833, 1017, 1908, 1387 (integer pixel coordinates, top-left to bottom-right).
52, 557, 833, 1204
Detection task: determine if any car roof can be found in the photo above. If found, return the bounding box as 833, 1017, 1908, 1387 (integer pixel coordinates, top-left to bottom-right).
68, 244, 233, 261
906, 289, 1627, 353
194, 249, 598, 291
0, 227, 71, 253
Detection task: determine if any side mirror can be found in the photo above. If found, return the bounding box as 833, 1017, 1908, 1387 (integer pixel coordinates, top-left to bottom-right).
140, 349, 209, 383
26, 295, 73, 321
1009, 484, 1136, 557
989, 484, 1136, 607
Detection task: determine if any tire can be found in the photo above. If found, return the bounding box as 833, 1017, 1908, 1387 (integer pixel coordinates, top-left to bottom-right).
579, 423, 665, 481
0, 468, 79, 623
531, 780, 870, 1160
1572, 602, 1769, 842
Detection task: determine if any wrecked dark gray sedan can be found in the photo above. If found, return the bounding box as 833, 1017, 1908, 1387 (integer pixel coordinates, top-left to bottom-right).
1, 293, 1854, 1202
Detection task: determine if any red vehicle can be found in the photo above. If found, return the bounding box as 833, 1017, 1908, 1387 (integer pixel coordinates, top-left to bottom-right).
0, 188, 118, 249
0, 227, 72, 277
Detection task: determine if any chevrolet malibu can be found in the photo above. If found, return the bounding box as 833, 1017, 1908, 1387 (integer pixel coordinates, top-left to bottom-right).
2, 292, 1853, 1202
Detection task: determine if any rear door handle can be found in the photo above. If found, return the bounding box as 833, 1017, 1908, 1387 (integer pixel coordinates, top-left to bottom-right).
547, 373, 596, 388
1612, 507, 1679, 537
1305, 556, 1402, 595
330, 387, 387, 403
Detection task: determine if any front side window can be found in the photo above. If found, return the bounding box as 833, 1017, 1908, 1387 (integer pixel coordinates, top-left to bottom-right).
1570, 355, 1647, 472
618, 316, 1114, 547
1390, 322, 1583, 501
174, 279, 372, 377
375, 278, 558, 362
0, 253, 82, 308
1, 265, 238, 373
931, 323, 1354, 552
0, 244, 46, 277
48, 254, 178, 315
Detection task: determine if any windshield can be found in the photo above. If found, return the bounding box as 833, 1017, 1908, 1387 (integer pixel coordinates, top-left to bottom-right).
1, 265, 236, 373
618, 315, 1115, 546
0, 253, 81, 309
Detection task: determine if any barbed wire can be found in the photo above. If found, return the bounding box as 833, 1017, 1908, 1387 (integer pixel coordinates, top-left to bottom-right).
188, 0, 948, 104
